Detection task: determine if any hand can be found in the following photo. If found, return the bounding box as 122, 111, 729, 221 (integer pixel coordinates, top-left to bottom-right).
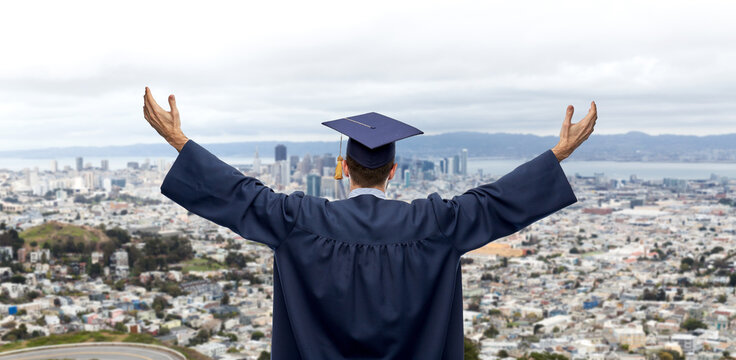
143, 87, 189, 152
551, 101, 597, 162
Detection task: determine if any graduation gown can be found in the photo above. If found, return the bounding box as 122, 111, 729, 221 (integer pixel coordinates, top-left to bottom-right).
161, 140, 577, 360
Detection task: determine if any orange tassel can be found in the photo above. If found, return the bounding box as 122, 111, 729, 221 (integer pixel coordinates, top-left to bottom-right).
334, 155, 344, 180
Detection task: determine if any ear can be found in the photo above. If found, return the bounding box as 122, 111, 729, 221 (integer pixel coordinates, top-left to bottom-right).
387, 163, 398, 181
342, 159, 350, 178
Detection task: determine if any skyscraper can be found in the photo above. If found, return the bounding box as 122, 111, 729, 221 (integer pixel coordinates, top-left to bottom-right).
307, 174, 321, 197
404, 169, 411, 188
275, 144, 287, 162
253, 146, 261, 174
101, 159, 109, 171
452, 155, 460, 175
461, 149, 468, 176
75, 157, 83, 171
50, 160, 58, 173
290, 155, 300, 173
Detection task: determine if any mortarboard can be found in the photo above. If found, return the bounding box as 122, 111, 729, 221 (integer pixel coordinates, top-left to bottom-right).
322, 113, 423, 177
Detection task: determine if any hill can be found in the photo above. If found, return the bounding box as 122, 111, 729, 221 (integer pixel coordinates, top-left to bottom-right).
2, 132, 736, 162
20, 221, 111, 249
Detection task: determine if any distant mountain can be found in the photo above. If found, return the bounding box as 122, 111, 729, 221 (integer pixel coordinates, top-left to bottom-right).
2, 132, 736, 162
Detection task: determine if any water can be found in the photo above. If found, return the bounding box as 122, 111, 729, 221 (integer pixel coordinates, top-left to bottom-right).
469, 158, 736, 180
0, 156, 733, 180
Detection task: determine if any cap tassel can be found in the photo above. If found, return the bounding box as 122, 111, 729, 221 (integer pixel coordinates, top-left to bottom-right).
334, 135, 344, 180
334, 155, 344, 180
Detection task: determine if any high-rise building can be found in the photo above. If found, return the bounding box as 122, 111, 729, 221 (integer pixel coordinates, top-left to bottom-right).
461, 149, 468, 176
404, 169, 411, 188
50, 160, 58, 173
275, 144, 287, 162
101, 159, 109, 171
320, 176, 335, 198
253, 147, 261, 174
307, 174, 321, 197
273, 161, 290, 188
452, 155, 460, 175
290, 155, 300, 173
299, 154, 312, 174
75, 157, 83, 171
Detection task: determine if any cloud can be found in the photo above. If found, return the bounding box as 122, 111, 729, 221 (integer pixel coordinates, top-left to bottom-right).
0, 0, 735, 151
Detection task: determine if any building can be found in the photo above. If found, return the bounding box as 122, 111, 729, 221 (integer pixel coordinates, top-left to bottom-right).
91, 251, 104, 265
253, 147, 261, 174
75, 157, 83, 171
275, 144, 287, 162
461, 148, 468, 176
111, 250, 129, 278
16, 248, 26, 263
404, 169, 411, 188
100, 159, 109, 171
50, 160, 58, 173
307, 174, 321, 197
273, 161, 289, 188
0, 246, 13, 262
671, 334, 697, 354
290, 155, 299, 173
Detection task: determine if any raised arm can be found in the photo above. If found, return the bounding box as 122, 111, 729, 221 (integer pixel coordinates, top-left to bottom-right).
432, 102, 597, 253
143, 88, 302, 249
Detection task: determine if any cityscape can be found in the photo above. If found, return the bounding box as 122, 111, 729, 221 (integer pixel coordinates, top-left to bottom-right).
0, 143, 735, 360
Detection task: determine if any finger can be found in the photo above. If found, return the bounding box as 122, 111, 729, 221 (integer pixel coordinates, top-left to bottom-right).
145, 87, 164, 112
565, 105, 574, 126
562, 105, 573, 138
168, 94, 179, 115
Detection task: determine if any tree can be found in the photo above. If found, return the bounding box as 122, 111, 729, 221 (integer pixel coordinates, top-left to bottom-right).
152, 296, 170, 318
718, 294, 727, 303
498, 350, 509, 358
88, 263, 102, 278
251, 330, 265, 341
463, 337, 480, 360
189, 329, 211, 346
681, 317, 707, 331
221, 292, 230, 305
484, 325, 499, 338
257, 352, 270, 360
114, 322, 127, 333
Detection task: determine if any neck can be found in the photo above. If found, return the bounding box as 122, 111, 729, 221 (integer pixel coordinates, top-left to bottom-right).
349, 182, 386, 194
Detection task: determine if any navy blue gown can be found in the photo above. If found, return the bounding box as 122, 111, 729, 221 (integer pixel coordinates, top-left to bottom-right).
160, 140, 577, 359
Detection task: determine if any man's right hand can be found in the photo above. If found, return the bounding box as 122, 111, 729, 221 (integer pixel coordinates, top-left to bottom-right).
551, 101, 597, 162
143, 87, 189, 152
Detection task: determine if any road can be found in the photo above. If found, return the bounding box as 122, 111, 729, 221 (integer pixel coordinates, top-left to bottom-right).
0, 344, 185, 360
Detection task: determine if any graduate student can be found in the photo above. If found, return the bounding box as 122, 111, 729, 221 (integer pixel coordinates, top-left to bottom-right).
143, 87, 596, 359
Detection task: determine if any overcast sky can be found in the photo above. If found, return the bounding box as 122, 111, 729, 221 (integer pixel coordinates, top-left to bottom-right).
0, 0, 734, 151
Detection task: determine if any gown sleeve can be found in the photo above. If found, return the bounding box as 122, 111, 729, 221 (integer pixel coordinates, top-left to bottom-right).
430, 149, 577, 253
160, 140, 303, 249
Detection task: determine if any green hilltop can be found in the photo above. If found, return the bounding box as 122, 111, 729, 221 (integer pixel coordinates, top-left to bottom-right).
20, 221, 110, 248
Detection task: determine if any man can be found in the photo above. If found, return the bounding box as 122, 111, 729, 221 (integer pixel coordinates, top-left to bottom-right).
143, 87, 596, 359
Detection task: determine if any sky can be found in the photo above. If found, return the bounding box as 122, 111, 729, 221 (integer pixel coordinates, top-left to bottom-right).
0, 0, 735, 151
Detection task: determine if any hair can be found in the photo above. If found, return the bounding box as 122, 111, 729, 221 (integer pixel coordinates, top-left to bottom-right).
345, 156, 395, 188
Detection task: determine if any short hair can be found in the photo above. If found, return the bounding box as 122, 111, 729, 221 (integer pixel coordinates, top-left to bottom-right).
345, 155, 394, 188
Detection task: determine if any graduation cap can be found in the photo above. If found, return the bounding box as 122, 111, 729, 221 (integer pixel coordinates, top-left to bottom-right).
322, 112, 423, 179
